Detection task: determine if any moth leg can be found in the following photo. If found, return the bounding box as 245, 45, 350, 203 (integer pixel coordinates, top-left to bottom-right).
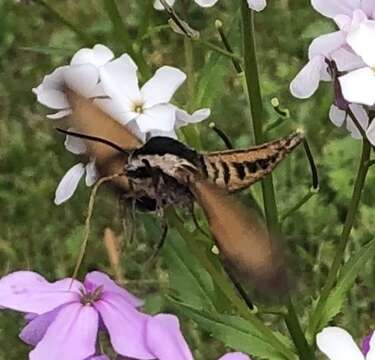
188, 201, 210, 238
146, 211, 169, 268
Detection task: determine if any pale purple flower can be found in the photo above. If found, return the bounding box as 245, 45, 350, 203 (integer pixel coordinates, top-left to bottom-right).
0, 271, 153, 360
317, 327, 375, 360
153, 0, 266, 12
290, 0, 375, 99
339, 20, 375, 106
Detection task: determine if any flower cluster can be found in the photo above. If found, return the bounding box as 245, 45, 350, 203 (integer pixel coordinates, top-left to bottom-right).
290, 0, 375, 144
34, 44, 210, 205
153, 0, 267, 12
317, 327, 375, 360
0, 270, 251, 360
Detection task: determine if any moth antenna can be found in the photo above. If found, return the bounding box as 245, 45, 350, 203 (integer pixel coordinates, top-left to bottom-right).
190, 202, 210, 238
56, 128, 130, 155
209, 122, 234, 150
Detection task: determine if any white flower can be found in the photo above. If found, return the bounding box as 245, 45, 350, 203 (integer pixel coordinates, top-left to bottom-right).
33, 44, 113, 119
54, 134, 98, 205
339, 20, 375, 106
153, 0, 266, 12
95, 55, 210, 135
329, 103, 369, 139
317, 327, 375, 360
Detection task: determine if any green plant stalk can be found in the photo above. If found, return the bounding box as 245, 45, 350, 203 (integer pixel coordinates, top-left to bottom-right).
182, 37, 202, 150
309, 139, 371, 337
241, 3, 314, 359
195, 38, 244, 63
103, 0, 150, 78
34, 0, 91, 44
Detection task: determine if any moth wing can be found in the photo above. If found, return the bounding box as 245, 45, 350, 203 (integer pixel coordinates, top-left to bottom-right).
64, 89, 143, 191
189, 179, 288, 297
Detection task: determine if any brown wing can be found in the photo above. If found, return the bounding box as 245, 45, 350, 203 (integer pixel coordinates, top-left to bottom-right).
190, 179, 288, 297
63, 89, 143, 191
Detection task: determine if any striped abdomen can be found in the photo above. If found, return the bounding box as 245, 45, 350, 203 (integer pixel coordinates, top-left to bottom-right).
201, 131, 303, 192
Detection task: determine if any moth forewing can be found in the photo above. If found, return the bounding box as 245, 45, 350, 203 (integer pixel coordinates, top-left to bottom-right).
190, 179, 288, 297
65, 89, 143, 192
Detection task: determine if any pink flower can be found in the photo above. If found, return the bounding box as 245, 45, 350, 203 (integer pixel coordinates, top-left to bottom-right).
0, 271, 152, 360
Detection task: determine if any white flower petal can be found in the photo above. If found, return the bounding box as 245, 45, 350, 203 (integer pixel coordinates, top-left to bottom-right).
290, 56, 325, 99
154, 0, 175, 10
100, 54, 141, 103
331, 47, 364, 72
340, 67, 375, 106
142, 66, 186, 108
64, 133, 87, 155
347, 21, 375, 67
46, 109, 72, 119
316, 327, 364, 360
367, 118, 375, 145
36, 66, 67, 91
308, 31, 346, 59
94, 98, 137, 125
85, 161, 98, 187
175, 107, 211, 127
35, 89, 69, 110
54, 163, 85, 205
149, 129, 178, 139
247, 0, 267, 12
311, 0, 360, 18
334, 15, 352, 30
137, 104, 176, 133
125, 120, 147, 142
361, 0, 375, 18
329, 105, 346, 127
346, 103, 369, 139
71, 44, 114, 67
64, 64, 101, 99
194, 0, 218, 7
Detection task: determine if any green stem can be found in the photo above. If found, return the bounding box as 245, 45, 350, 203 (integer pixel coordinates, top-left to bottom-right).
195, 38, 244, 63
309, 139, 371, 337
34, 0, 91, 44
241, 4, 314, 359
281, 189, 318, 222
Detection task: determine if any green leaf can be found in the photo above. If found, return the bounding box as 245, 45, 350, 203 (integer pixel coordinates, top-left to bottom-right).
164, 229, 217, 312
307, 237, 375, 339
169, 300, 297, 360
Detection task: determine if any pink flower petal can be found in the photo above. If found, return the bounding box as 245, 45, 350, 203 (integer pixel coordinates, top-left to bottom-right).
331, 47, 364, 72
0, 271, 81, 314
290, 56, 325, 99
20, 307, 61, 346
54, 163, 85, 205
311, 0, 360, 18
142, 66, 186, 108
361, 0, 375, 18
30, 303, 98, 360
146, 314, 194, 360
366, 330, 375, 358
218, 353, 251, 360
94, 294, 153, 359
137, 104, 176, 132
84, 271, 143, 308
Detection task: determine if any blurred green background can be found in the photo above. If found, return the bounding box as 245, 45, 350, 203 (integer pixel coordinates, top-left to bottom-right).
1, 0, 374, 359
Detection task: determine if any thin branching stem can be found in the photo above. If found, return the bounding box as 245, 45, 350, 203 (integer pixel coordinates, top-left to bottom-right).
241, 3, 314, 359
